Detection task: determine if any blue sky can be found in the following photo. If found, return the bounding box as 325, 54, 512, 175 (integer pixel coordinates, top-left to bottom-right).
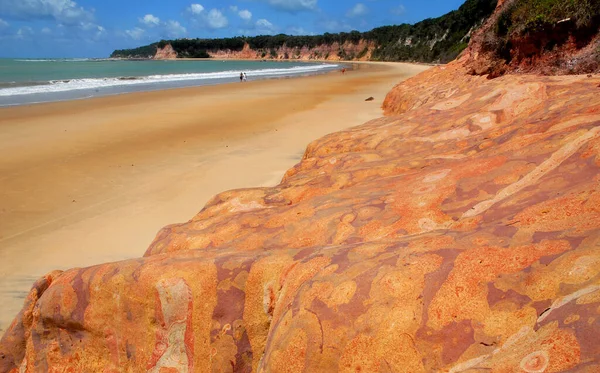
0, 0, 466, 58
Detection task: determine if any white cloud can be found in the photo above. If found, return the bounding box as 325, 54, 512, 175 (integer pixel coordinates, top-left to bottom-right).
188, 6, 228, 30
264, 0, 317, 12
256, 19, 273, 28
0, 0, 94, 25
205, 9, 227, 29
76, 23, 105, 40
140, 14, 160, 27
41, 26, 52, 34
16, 26, 33, 38
164, 20, 187, 37
125, 27, 144, 40
391, 4, 406, 15
255, 18, 275, 34
347, 3, 367, 17
238, 9, 252, 21
288, 26, 311, 35
95, 25, 105, 38
319, 19, 351, 32
67, 21, 104, 41
229, 5, 238, 12
188, 4, 204, 15
237, 18, 277, 36
79, 21, 96, 31
0, 18, 8, 28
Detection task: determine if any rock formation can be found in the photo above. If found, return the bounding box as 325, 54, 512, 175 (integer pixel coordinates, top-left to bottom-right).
154, 41, 376, 62
154, 44, 178, 60
3, 1, 600, 372
462, 0, 600, 77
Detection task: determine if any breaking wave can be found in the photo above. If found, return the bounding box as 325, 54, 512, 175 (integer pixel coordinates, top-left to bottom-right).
0, 64, 338, 97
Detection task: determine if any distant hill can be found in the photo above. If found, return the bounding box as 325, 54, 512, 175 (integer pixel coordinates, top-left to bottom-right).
111, 0, 498, 64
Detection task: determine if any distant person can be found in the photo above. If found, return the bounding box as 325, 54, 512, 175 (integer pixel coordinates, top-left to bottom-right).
240, 72, 244, 82
341, 68, 346, 75
243, 72, 248, 82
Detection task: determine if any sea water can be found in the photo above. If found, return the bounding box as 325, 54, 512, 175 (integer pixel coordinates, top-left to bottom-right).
0, 59, 340, 106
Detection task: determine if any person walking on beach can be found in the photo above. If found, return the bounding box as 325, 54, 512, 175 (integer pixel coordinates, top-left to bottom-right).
243, 72, 248, 82
240, 72, 244, 82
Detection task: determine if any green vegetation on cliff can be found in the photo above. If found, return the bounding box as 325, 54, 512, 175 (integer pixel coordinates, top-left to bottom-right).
111, 0, 497, 63
478, 0, 600, 74
112, 44, 158, 59
497, 0, 600, 34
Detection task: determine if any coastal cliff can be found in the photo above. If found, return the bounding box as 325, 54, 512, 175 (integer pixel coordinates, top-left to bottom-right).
195, 40, 376, 61
3, 0, 600, 372
112, 0, 498, 64
153, 44, 177, 59
153, 40, 375, 61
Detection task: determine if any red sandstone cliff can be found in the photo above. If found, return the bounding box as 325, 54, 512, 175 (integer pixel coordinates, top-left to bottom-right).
153, 44, 178, 59
3, 1, 600, 372
460, 0, 600, 77
154, 41, 376, 61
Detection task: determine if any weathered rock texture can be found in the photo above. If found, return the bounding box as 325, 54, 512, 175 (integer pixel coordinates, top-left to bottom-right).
2, 57, 600, 371
155, 41, 376, 61
3, 3, 600, 372
154, 44, 178, 60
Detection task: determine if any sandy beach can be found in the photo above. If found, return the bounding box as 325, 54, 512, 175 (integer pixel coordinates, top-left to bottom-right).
0, 61, 429, 333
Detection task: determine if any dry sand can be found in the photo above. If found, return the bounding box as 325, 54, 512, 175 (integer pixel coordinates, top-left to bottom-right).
0, 61, 429, 333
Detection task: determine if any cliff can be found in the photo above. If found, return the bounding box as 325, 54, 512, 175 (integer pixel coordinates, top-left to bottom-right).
200, 40, 376, 62
4, 0, 600, 372
112, 0, 498, 63
156, 40, 376, 61
464, 0, 600, 77
153, 44, 177, 59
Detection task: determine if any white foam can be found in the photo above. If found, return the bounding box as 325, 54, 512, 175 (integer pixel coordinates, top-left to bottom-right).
0, 64, 338, 97
14, 58, 94, 62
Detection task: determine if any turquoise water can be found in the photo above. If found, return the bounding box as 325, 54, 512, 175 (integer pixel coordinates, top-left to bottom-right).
0, 59, 340, 106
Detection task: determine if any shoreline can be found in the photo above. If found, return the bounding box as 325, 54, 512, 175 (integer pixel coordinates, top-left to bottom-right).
0, 61, 430, 333
0, 59, 343, 108
0, 69, 339, 108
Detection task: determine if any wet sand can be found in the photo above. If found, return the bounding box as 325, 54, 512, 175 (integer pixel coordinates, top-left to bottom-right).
0, 61, 429, 333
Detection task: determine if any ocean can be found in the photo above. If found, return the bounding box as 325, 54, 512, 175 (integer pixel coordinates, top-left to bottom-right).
0, 59, 340, 106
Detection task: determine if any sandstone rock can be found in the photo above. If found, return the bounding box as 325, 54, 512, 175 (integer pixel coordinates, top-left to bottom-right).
207, 41, 376, 61
4, 3, 600, 369
154, 44, 177, 60
2, 60, 600, 371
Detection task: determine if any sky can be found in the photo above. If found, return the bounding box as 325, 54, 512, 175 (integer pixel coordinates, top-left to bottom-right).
0, 0, 467, 58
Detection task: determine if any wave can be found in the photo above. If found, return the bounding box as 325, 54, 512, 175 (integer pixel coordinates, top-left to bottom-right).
13, 58, 106, 63
0, 64, 338, 97
14, 59, 62, 62
0, 81, 50, 88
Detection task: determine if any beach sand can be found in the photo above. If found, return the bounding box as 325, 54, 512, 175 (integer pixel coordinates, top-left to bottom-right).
0, 62, 429, 333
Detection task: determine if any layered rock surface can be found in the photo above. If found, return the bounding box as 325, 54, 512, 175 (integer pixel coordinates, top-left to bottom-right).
2, 58, 600, 372
3, 5, 600, 370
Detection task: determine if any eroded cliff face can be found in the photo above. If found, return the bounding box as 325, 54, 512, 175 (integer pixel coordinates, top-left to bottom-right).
154, 41, 375, 61
460, 0, 600, 77
154, 44, 178, 59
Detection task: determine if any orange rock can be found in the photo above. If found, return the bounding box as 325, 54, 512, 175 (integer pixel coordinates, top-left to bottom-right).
3, 6, 600, 372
